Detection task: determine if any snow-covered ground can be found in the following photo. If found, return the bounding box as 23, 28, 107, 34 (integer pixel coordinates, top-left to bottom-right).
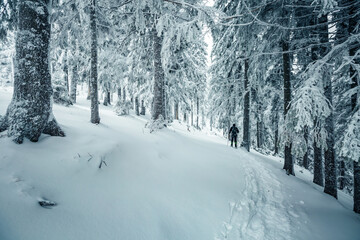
0, 87, 359, 240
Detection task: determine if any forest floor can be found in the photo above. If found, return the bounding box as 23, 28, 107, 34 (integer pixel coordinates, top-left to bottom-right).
0, 86, 360, 240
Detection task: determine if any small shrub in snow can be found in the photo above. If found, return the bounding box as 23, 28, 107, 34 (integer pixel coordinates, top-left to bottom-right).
114, 101, 131, 116
145, 115, 167, 133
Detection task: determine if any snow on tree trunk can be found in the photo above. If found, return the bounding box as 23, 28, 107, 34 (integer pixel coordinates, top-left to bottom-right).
318, 14, 337, 199
70, 64, 78, 103
348, 0, 360, 213
242, 59, 250, 152
282, 39, 294, 176
0, 0, 64, 143
64, 49, 69, 93
90, 0, 100, 124
141, 100, 145, 115
174, 102, 179, 120
196, 97, 199, 129
151, 20, 165, 121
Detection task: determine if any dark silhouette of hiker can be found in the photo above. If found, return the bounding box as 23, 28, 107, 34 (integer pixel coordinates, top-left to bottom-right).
228, 124, 239, 148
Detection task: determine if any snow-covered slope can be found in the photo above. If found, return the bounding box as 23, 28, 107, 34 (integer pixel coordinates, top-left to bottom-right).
0, 87, 359, 240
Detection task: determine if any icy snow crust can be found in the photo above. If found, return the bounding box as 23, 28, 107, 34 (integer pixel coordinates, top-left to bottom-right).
0, 87, 359, 240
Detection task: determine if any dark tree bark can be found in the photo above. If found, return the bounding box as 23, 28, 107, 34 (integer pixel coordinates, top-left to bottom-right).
242, 59, 250, 152
317, 13, 337, 199
90, 0, 100, 124
282, 39, 294, 176
303, 126, 309, 169
70, 64, 78, 103
274, 118, 279, 154
348, 0, 360, 214
117, 87, 121, 101
313, 120, 324, 186
135, 97, 140, 116
0, 0, 64, 143
151, 18, 166, 120
123, 87, 126, 102
64, 49, 69, 94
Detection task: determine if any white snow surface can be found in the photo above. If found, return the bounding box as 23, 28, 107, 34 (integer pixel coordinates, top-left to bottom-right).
0, 87, 359, 240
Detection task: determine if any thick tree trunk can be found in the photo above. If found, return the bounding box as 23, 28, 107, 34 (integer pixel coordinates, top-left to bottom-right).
313, 142, 324, 186
339, 159, 346, 190
282, 39, 294, 175
0, 0, 64, 143
70, 64, 78, 103
348, 0, 360, 213
152, 19, 165, 120
242, 59, 250, 152
318, 14, 337, 198
90, 0, 100, 124
354, 162, 360, 213
313, 121, 324, 186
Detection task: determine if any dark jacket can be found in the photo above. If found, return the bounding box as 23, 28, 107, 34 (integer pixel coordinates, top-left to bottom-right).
229, 126, 239, 137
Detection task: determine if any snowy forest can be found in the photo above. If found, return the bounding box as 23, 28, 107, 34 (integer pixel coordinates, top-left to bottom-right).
0, 0, 360, 239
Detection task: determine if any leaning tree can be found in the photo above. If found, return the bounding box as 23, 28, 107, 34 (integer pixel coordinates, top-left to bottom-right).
0, 0, 64, 143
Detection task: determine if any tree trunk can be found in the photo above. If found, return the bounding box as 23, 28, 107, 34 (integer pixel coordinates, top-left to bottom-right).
282, 39, 294, 176
135, 97, 140, 116
348, 0, 360, 213
152, 18, 165, 120
90, 0, 100, 124
174, 102, 179, 120
117, 87, 121, 101
242, 59, 250, 152
339, 159, 346, 190
70, 64, 78, 103
196, 97, 199, 129
303, 126, 309, 169
64, 49, 69, 94
87, 78, 91, 100
274, 115, 279, 155
313, 132, 324, 186
0, 0, 64, 143
123, 87, 126, 102
191, 102, 194, 127
318, 14, 337, 198
103, 90, 110, 106
141, 100, 146, 115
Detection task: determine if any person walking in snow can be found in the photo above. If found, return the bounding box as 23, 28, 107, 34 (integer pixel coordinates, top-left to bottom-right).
228, 123, 239, 148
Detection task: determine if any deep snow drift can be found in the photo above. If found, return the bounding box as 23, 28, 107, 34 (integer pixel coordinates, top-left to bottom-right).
0, 87, 359, 240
